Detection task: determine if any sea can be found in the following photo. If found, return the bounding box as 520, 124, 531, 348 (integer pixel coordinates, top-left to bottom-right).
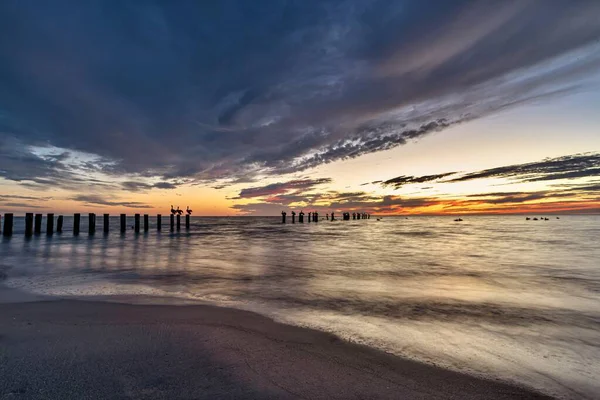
1, 215, 599, 399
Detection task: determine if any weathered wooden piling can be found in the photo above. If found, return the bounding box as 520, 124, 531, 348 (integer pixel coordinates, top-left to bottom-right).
2, 213, 13, 236
47, 213, 54, 235
25, 213, 34, 236
103, 214, 109, 233
120, 214, 126, 233
144, 214, 149, 232
34, 213, 42, 234
57, 216, 63, 233
176, 214, 181, 231
134, 214, 140, 233
157, 214, 162, 231
89, 213, 96, 234
185, 214, 190, 229
170, 214, 174, 231
74, 213, 81, 235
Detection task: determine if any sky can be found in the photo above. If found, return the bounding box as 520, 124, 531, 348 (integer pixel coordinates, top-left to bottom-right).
1, 0, 599, 216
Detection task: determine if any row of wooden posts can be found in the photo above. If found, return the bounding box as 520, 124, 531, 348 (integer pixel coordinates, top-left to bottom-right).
281, 211, 371, 223
0, 213, 192, 237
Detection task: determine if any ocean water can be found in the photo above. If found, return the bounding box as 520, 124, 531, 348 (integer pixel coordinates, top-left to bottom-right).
1, 215, 599, 399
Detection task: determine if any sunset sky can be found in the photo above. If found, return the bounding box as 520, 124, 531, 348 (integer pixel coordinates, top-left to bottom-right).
1, 1, 599, 215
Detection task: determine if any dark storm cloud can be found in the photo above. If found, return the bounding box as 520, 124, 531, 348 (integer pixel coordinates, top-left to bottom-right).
72, 194, 152, 208
0, 136, 74, 185
0, 135, 119, 190
1, 1, 600, 186
448, 153, 600, 183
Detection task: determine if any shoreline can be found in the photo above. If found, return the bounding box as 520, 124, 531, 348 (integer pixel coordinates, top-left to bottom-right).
0, 295, 552, 399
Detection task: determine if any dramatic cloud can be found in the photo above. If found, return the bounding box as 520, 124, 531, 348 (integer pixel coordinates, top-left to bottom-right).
382, 172, 457, 189
448, 153, 600, 183
121, 181, 179, 192
234, 178, 331, 199
235, 153, 600, 215
232, 186, 440, 214
0, 194, 52, 201
1, 1, 599, 187
71, 195, 152, 209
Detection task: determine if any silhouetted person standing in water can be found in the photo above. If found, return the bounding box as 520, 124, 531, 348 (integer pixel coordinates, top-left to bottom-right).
291, 211, 296, 223
281, 211, 287, 224
331, 212, 335, 221
314, 212, 319, 222
308, 212, 312, 223
299, 211, 304, 223
326, 213, 329, 220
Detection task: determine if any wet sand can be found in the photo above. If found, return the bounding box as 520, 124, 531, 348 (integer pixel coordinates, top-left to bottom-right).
0, 297, 553, 400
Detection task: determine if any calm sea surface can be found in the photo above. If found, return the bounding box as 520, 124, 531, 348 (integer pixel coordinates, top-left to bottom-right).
1, 215, 599, 399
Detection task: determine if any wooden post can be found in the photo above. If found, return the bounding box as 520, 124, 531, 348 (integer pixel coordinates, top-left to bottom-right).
134, 214, 140, 233
103, 214, 109, 233
176, 214, 181, 231
120, 214, 126, 233
34, 213, 42, 234
157, 214, 162, 231
57, 216, 63, 233
25, 213, 33, 236
46, 213, 54, 235
2, 213, 13, 237
74, 213, 80, 235
144, 214, 149, 232
170, 214, 174, 231
89, 213, 96, 235
185, 214, 190, 230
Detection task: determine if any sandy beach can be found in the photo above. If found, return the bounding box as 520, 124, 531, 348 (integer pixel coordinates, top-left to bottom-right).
0, 296, 551, 400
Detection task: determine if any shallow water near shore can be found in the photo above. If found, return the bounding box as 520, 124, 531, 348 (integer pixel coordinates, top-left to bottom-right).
1, 215, 599, 399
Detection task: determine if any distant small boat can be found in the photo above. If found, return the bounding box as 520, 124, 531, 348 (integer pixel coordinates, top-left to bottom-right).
533, 218, 538, 221
526, 217, 530, 220
454, 218, 463, 222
